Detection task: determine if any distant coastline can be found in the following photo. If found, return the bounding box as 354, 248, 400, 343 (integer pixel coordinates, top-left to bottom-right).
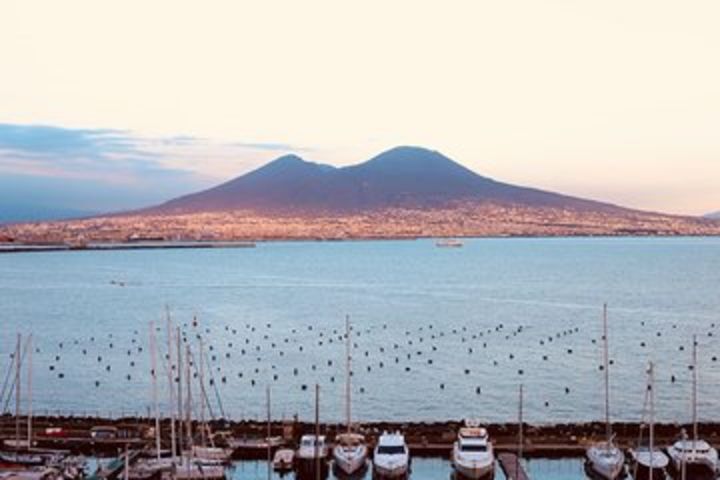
2, 233, 720, 254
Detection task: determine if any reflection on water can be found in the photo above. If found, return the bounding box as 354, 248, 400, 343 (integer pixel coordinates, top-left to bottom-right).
230, 458, 593, 480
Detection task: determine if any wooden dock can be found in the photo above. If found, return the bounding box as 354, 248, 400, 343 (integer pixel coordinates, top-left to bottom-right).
497, 452, 530, 480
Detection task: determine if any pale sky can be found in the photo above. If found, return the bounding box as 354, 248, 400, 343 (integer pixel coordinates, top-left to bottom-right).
1, 0, 719, 215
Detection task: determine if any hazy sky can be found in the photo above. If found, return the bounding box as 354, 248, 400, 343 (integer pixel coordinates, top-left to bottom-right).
1, 0, 719, 215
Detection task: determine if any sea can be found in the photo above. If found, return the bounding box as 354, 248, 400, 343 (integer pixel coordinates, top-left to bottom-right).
1, 237, 719, 424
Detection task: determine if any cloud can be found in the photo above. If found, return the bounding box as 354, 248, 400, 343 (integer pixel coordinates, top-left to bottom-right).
0, 122, 314, 215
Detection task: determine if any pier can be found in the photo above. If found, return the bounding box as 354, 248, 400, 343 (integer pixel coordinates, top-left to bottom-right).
498, 453, 530, 480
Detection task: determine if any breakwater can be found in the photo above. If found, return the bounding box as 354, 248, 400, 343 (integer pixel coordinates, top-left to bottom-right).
1, 415, 718, 457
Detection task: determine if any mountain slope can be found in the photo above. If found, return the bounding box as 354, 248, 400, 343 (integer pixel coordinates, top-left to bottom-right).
153, 146, 625, 214
704, 211, 720, 219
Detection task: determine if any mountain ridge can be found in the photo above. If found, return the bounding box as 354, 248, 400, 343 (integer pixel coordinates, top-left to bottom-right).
150, 146, 628, 215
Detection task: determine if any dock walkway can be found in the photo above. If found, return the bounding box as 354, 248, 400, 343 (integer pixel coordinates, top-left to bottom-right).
497, 453, 530, 480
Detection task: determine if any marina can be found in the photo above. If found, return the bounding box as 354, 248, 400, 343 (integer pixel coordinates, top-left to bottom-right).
2, 238, 720, 479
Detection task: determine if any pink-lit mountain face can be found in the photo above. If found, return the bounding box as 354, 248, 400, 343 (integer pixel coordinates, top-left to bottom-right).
149, 146, 626, 215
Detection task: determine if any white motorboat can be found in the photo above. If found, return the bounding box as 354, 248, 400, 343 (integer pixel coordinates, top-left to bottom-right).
333, 433, 368, 477
332, 316, 369, 477
667, 437, 718, 479
295, 435, 329, 479
585, 305, 625, 480
272, 448, 294, 473
451, 422, 494, 480
372, 432, 409, 479
629, 362, 669, 480
667, 335, 718, 478
436, 239, 463, 248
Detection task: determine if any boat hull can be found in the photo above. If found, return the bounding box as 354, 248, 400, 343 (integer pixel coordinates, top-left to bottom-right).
333, 445, 368, 477
295, 456, 329, 480
585, 445, 626, 480
452, 461, 494, 480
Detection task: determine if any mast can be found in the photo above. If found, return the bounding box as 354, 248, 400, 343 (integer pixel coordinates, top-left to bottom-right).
165, 310, 177, 460
692, 334, 698, 446
199, 337, 206, 448
150, 321, 161, 461
517, 384, 524, 476
176, 326, 183, 454
267, 386, 272, 480
315, 383, 321, 480
15, 333, 21, 449
27, 334, 32, 448
345, 315, 352, 433
185, 344, 193, 453
648, 362, 655, 479
603, 303, 611, 447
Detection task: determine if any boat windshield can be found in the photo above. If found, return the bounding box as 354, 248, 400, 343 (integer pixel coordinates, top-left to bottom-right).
378, 445, 405, 455
461, 445, 487, 452
302, 439, 324, 447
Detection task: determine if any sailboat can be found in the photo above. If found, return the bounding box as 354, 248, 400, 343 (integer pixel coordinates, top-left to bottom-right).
666, 335, 718, 479
332, 316, 369, 477
295, 385, 329, 480
629, 362, 669, 480
585, 304, 625, 480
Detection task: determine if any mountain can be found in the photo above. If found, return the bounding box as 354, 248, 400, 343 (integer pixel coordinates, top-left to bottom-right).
705, 211, 720, 219
152, 146, 624, 215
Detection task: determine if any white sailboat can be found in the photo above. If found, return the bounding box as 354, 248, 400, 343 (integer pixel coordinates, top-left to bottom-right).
295, 385, 329, 479
629, 362, 669, 480
333, 316, 369, 477
451, 420, 495, 480
666, 335, 718, 479
585, 304, 625, 480
372, 432, 410, 479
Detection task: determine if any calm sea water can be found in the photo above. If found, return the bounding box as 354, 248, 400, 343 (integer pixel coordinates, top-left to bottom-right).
1, 238, 719, 423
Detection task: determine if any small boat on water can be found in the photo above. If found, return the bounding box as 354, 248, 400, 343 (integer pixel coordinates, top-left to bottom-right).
629, 362, 669, 480
332, 316, 369, 478
273, 449, 294, 473
171, 457, 226, 480
295, 435, 329, 479
185, 446, 233, 465
435, 238, 463, 248
666, 335, 719, 479
227, 436, 283, 459
451, 420, 494, 480
585, 305, 625, 480
372, 432, 410, 479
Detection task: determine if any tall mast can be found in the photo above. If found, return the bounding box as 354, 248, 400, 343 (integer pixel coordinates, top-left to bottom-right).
603, 303, 611, 446
185, 344, 193, 453
150, 321, 161, 461
315, 383, 321, 480
517, 383, 524, 476
176, 326, 183, 454
165, 310, 177, 460
692, 334, 698, 446
345, 315, 352, 433
648, 362, 655, 479
15, 333, 21, 449
199, 337, 206, 448
266, 386, 272, 480
27, 334, 33, 447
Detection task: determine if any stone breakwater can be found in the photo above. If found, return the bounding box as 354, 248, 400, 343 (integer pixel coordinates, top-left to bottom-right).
1, 415, 718, 457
